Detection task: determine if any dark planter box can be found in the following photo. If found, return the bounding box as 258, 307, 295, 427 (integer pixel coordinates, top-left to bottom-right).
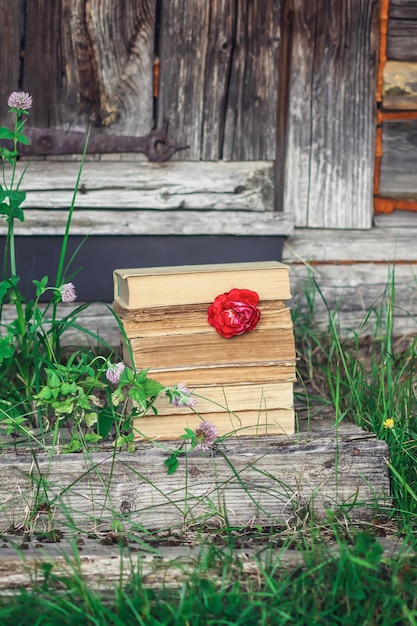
2, 235, 284, 302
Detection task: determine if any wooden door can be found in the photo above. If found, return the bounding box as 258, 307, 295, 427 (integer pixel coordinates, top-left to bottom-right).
0, 0, 381, 230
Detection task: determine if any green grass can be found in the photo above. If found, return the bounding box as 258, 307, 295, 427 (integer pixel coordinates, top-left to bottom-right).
293, 273, 417, 534
0, 535, 416, 625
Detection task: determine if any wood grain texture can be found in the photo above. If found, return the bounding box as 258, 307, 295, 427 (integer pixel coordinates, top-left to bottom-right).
389, 0, 417, 20
388, 0, 417, 60
0, 159, 295, 236
285, 262, 417, 335
383, 61, 417, 108
0, 420, 390, 531
222, 0, 281, 160
157, 0, 209, 159
22, 0, 154, 134
284, 0, 379, 228
380, 120, 417, 197
12, 160, 275, 210
282, 218, 417, 262
0, 0, 20, 124
158, 0, 281, 161
0, 537, 407, 593
3, 209, 294, 237
200, 0, 234, 160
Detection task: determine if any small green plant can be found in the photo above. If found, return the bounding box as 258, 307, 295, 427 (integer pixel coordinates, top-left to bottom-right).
0, 93, 210, 457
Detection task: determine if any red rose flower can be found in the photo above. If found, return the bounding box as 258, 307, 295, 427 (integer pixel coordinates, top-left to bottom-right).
208, 288, 261, 338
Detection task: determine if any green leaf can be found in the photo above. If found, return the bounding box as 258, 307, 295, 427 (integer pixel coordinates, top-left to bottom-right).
0, 127, 14, 140
53, 398, 74, 415
1, 148, 17, 163
164, 453, 179, 475
17, 133, 29, 145
0, 335, 15, 363
60, 381, 77, 395
129, 386, 147, 410
134, 369, 149, 383
179, 428, 196, 441
49, 373, 61, 389
7, 190, 26, 208
97, 408, 115, 438
63, 438, 83, 453
143, 378, 164, 398
83, 433, 102, 444
0, 202, 10, 217
35, 386, 52, 401
84, 412, 98, 427
33, 275, 48, 297
119, 367, 134, 385
11, 205, 24, 222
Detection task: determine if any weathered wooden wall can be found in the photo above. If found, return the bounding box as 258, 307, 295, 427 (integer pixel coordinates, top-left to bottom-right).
283, 212, 417, 335
376, 0, 417, 211
15, 0, 155, 135
283, 0, 380, 229
1, 0, 383, 231
387, 0, 417, 61
158, 0, 281, 161
1, 0, 282, 162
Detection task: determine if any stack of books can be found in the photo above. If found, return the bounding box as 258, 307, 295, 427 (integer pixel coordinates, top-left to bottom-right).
113, 261, 296, 440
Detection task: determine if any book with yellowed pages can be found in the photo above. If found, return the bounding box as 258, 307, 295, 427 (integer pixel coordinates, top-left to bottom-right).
134, 382, 295, 439
113, 261, 291, 309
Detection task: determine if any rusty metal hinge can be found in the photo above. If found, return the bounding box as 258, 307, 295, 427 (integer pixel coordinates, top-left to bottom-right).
5, 124, 189, 162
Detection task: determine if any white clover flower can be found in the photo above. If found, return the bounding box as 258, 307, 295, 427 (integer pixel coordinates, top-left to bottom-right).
60, 282, 77, 303
106, 362, 126, 385
8, 91, 33, 111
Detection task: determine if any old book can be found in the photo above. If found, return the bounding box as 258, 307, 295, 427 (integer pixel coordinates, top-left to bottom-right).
137, 362, 297, 387
115, 300, 292, 338
128, 328, 296, 369
114, 261, 291, 309
153, 382, 294, 416
133, 408, 295, 440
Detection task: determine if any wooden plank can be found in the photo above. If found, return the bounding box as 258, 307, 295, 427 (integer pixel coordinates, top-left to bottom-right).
0, 537, 407, 593
389, 0, 417, 20
157, 0, 209, 160
2, 209, 294, 237
21, 0, 62, 128
12, 160, 275, 211
0, 420, 390, 531
380, 120, 417, 197
23, 0, 154, 134
222, 0, 281, 160
284, 0, 379, 228
0, 0, 20, 125
285, 262, 417, 335
387, 19, 417, 62
282, 219, 417, 262
383, 61, 417, 108
158, 0, 281, 161
200, 0, 234, 160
